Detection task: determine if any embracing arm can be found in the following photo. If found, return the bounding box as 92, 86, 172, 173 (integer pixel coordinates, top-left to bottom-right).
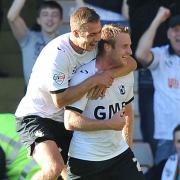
64, 109, 126, 131
7, 0, 28, 41
87, 56, 137, 99
51, 71, 114, 109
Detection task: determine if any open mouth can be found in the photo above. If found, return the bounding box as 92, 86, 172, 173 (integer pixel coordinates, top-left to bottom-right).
122, 56, 128, 60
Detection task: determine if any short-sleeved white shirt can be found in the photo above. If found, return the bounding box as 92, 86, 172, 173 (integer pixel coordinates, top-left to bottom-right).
149, 45, 180, 140
66, 60, 134, 161
15, 33, 97, 122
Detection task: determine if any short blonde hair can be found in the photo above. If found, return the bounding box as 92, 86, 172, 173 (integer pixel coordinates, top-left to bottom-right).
101, 24, 129, 44
98, 24, 129, 55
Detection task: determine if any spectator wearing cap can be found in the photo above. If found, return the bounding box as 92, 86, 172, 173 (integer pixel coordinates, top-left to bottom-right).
136, 6, 180, 165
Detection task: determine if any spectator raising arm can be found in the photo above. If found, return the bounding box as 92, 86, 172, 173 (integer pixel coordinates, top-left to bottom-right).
135, 7, 171, 67
7, 0, 28, 41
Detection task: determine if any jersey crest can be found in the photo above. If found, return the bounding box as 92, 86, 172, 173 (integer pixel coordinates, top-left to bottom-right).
118, 84, 126, 95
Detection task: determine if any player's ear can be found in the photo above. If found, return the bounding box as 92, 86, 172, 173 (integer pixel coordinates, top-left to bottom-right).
104, 43, 111, 52
72, 30, 80, 38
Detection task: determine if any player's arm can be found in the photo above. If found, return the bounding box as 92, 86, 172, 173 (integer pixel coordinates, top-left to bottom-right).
87, 56, 137, 99
64, 108, 126, 131
105, 56, 137, 79
51, 71, 114, 109
122, 103, 134, 148
7, 0, 28, 41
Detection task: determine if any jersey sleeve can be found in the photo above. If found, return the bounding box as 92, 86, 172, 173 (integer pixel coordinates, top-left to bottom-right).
148, 46, 162, 70
124, 73, 134, 105
18, 29, 31, 48
125, 87, 134, 105
47, 47, 70, 93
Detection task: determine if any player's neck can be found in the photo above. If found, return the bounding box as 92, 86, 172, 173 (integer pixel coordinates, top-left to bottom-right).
96, 55, 116, 71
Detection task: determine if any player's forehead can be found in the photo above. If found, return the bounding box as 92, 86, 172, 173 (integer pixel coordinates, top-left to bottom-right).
116, 33, 131, 45
82, 21, 102, 34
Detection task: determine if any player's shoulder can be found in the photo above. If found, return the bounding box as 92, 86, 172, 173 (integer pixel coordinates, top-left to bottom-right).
46, 33, 70, 48
125, 72, 134, 81
120, 71, 134, 79
116, 71, 134, 84
77, 59, 96, 74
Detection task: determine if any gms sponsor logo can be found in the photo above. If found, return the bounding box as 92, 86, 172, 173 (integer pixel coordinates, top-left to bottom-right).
53, 72, 65, 85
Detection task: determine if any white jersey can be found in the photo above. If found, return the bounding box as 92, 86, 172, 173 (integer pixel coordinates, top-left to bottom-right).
66, 60, 134, 161
15, 33, 97, 122
149, 45, 180, 140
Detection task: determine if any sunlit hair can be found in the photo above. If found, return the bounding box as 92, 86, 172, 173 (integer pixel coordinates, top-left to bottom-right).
37, 0, 63, 19
173, 124, 180, 140
70, 7, 100, 31
97, 24, 129, 56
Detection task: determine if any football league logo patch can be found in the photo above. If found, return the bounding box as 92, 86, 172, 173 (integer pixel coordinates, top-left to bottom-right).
53, 72, 65, 85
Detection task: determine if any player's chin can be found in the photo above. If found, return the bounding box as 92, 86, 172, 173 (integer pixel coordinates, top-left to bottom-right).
121, 57, 128, 65
86, 46, 96, 51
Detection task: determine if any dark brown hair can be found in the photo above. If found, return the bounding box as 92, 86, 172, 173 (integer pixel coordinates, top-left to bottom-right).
37, 1, 63, 18
70, 7, 100, 31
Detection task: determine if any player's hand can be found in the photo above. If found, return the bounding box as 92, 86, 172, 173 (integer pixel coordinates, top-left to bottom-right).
87, 85, 107, 99
109, 108, 126, 131
93, 71, 114, 88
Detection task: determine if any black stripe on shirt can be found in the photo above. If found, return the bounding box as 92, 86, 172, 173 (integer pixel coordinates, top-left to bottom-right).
50, 88, 67, 94
65, 106, 83, 114
125, 96, 134, 105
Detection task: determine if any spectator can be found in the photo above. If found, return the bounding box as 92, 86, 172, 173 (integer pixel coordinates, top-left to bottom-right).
76, 0, 129, 26
127, 0, 180, 156
0, 114, 40, 179
136, 7, 180, 165
161, 124, 180, 180
7, 0, 63, 86
64, 24, 145, 180
146, 124, 180, 180
15, 7, 136, 180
